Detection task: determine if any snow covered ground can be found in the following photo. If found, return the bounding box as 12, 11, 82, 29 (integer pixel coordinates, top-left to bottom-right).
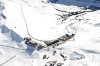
0, 0, 100, 66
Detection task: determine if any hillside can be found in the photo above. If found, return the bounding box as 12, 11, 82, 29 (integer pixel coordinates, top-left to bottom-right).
0, 0, 100, 66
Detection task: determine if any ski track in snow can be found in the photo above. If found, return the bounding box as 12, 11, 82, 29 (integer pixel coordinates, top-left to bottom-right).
0, 0, 100, 66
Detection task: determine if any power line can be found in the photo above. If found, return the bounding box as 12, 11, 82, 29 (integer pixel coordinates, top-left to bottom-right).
0, 55, 16, 66
0, 45, 26, 50
20, 2, 45, 42
20, 2, 30, 36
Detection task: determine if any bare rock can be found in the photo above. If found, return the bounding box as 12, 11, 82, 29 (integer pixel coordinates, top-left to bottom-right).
57, 62, 64, 66
45, 61, 57, 66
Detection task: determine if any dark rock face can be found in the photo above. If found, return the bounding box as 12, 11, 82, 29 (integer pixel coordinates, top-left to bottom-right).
88, 6, 100, 11
43, 54, 49, 59
0, 2, 6, 20
60, 53, 67, 61
43, 54, 47, 59
45, 61, 57, 66
53, 50, 56, 56
57, 63, 64, 66
49, 0, 58, 3
1, 13, 6, 19
75, 0, 100, 2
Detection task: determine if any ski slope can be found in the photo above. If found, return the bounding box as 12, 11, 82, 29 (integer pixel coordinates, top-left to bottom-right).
0, 0, 100, 66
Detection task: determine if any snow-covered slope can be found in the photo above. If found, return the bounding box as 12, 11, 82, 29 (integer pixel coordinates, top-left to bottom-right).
0, 0, 100, 66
